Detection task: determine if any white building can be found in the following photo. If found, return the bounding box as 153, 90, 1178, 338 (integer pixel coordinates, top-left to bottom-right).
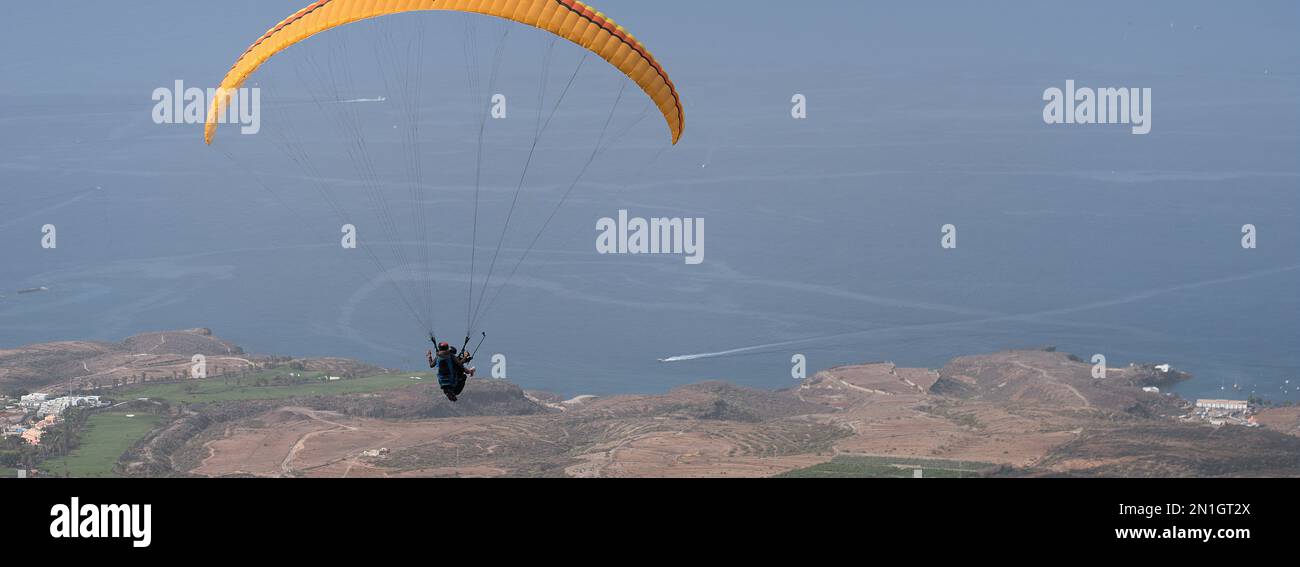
1196, 399, 1248, 412
18, 393, 50, 410
36, 396, 103, 417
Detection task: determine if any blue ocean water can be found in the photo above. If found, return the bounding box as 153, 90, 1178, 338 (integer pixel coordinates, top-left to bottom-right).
1, 2, 1296, 401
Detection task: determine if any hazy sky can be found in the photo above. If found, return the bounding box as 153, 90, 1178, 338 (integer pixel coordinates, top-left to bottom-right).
2, 1, 1298, 95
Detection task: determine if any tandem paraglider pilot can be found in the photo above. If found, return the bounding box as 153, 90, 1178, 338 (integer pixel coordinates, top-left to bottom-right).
428, 342, 475, 402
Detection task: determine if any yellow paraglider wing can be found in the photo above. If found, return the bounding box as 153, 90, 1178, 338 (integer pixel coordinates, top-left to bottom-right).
204, 0, 683, 144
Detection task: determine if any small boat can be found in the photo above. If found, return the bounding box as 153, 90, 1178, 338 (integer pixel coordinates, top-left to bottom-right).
16, 286, 49, 294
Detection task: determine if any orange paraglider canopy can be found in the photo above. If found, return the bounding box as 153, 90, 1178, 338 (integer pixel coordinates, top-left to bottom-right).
204, 0, 683, 145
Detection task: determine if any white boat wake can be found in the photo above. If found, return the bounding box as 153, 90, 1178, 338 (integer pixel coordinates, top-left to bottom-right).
659, 338, 812, 363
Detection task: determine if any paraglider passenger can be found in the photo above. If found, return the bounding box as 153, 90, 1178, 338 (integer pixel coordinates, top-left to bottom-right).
428, 342, 475, 402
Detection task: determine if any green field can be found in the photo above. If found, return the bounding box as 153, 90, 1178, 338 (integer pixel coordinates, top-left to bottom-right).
779, 455, 994, 478
33, 371, 435, 477
0, 467, 15, 478
42, 412, 163, 478
115, 371, 436, 404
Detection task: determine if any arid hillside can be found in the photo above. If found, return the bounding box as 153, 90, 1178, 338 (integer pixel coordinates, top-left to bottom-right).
8, 330, 1298, 478
137, 348, 1300, 478
0, 328, 378, 394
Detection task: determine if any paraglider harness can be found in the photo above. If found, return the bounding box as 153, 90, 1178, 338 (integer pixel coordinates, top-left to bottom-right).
428, 333, 484, 402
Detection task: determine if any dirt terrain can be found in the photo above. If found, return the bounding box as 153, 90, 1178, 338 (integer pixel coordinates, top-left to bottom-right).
0, 328, 377, 394
147, 349, 1300, 478
11, 330, 1299, 477
1255, 406, 1300, 437
148, 380, 843, 478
